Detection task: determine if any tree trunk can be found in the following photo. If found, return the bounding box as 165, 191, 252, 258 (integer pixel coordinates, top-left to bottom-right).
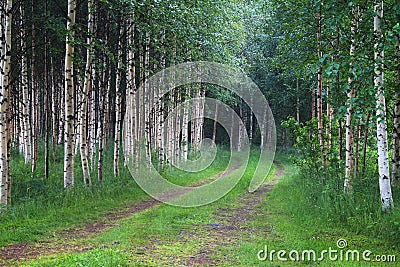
344, 5, 359, 193
64, 0, 77, 188
392, 37, 400, 184
316, 4, 325, 167
44, 1, 50, 179
0, 0, 12, 205
51, 57, 58, 161
361, 112, 370, 176
31, 1, 38, 173
353, 121, 361, 178
212, 100, 219, 144
80, 0, 94, 186
296, 78, 300, 123
374, 0, 393, 211
181, 89, 189, 162
20, 5, 31, 164
158, 29, 166, 167
113, 23, 124, 177
249, 93, 254, 145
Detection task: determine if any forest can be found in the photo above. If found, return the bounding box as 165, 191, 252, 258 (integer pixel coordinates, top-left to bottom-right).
0, 0, 399, 266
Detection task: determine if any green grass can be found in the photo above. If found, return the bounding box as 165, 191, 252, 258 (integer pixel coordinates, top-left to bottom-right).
25, 248, 130, 267
0, 144, 229, 247
21, 148, 275, 266
217, 155, 400, 266
7, 149, 399, 266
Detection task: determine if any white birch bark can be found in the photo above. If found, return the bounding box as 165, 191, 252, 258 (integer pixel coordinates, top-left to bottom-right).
64, 0, 77, 188
181, 103, 189, 162
158, 30, 166, 167
114, 23, 124, 177
20, 5, 31, 164
125, 10, 135, 166
80, 0, 94, 186
144, 32, 151, 159
0, 0, 12, 205
374, 1, 393, 211
316, 6, 325, 167
392, 37, 400, 183
344, 5, 359, 193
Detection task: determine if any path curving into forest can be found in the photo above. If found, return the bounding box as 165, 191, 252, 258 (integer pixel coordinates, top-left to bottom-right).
0, 161, 284, 266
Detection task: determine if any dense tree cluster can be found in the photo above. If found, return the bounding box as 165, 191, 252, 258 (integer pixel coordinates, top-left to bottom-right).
0, 0, 398, 214
0, 0, 270, 205
270, 0, 399, 211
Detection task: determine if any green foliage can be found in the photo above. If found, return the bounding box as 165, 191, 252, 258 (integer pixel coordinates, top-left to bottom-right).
281, 117, 321, 168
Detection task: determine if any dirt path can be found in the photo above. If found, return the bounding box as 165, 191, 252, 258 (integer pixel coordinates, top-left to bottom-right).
185, 161, 284, 266
0, 161, 243, 266
131, 161, 285, 266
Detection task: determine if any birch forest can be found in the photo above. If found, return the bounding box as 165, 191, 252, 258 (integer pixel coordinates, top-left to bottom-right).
0, 0, 400, 265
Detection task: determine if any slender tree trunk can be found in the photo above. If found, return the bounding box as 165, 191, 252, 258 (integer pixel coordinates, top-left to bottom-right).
316, 4, 325, 167
344, 5, 359, 193
31, 1, 38, 173
181, 89, 189, 162
98, 65, 109, 181
20, 5, 31, 164
144, 31, 151, 159
125, 8, 135, 166
249, 93, 254, 145
311, 88, 315, 120
361, 112, 370, 176
51, 57, 58, 161
392, 37, 400, 184
113, 22, 124, 177
64, 0, 77, 188
231, 109, 235, 151
326, 83, 333, 154
238, 101, 243, 152
374, 0, 393, 211
80, 0, 94, 186
353, 121, 361, 178
158, 29, 166, 167
58, 72, 65, 145
212, 101, 219, 144
0, 0, 12, 206
296, 78, 300, 123
44, 12, 50, 180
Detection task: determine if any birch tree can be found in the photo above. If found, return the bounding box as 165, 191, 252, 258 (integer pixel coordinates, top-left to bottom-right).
344, 5, 360, 193
0, 0, 12, 205
374, 0, 393, 211
316, 2, 325, 168
392, 37, 400, 183
113, 21, 124, 177
20, 5, 31, 164
64, 0, 77, 188
80, 0, 94, 186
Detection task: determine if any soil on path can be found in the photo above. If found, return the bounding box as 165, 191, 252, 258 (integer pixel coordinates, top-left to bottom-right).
131, 161, 285, 266
186, 161, 284, 266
